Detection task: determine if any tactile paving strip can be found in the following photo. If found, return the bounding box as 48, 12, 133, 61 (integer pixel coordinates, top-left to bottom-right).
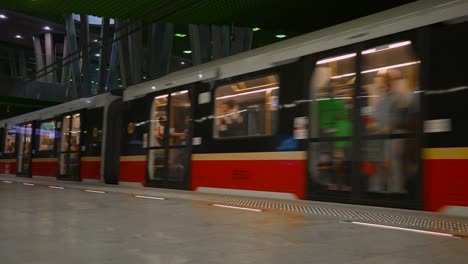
2, 175, 468, 234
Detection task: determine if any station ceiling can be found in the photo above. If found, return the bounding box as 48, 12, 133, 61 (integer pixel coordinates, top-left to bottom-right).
3, 0, 415, 33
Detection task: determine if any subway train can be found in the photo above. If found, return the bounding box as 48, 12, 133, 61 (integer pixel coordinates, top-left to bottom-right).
1, 0, 468, 212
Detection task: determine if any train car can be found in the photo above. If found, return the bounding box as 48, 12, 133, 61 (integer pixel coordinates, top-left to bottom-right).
1, 0, 468, 213
121, 0, 468, 211
0, 93, 121, 183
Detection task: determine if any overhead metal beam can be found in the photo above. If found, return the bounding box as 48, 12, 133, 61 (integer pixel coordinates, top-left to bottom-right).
189, 24, 211, 65
17, 50, 27, 78
61, 37, 70, 86
44, 32, 56, 83
32, 36, 46, 82
106, 25, 119, 91
128, 20, 143, 85
116, 19, 130, 88
230, 27, 253, 56
80, 14, 91, 97
211, 25, 230, 60
65, 14, 81, 99
147, 22, 174, 79
8, 49, 18, 78
98, 17, 110, 94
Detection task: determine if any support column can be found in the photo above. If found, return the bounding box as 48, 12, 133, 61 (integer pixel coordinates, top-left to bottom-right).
188, 24, 211, 65
45, 32, 56, 83
116, 19, 130, 88
128, 20, 143, 85
8, 49, 18, 78
61, 37, 70, 86
147, 22, 174, 79
18, 50, 27, 78
230, 27, 253, 55
80, 14, 91, 97
106, 25, 119, 91
65, 13, 81, 98
98, 17, 110, 94
211, 25, 230, 60
32, 36, 46, 82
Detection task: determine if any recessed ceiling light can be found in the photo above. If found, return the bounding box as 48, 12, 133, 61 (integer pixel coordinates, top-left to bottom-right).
175, 33, 187, 38
253, 27, 261, 32
94, 53, 100, 57
181, 61, 185, 65
15, 35, 23, 39
275, 34, 287, 39
0, 14, 7, 19
183, 50, 192, 54
93, 39, 98, 42
43, 26, 52, 31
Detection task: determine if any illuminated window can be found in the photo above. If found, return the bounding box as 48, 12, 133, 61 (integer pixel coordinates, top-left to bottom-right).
38, 121, 56, 151
4, 126, 16, 153
214, 75, 279, 138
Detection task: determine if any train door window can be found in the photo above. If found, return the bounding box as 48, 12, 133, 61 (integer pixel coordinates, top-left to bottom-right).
169, 91, 190, 146
16, 125, 26, 174
16, 123, 32, 176
83, 108, 103, 156
38, 121, 56, 151
149, 95, 168, 148
214, 75, 279, 138
309, 53, 355, 192
4, 126, 16, 153
360, 41, 420, 194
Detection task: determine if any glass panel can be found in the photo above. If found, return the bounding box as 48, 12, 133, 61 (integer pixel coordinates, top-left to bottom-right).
148, 149, 165, 181
22, 154, 31, 175
169, 90, 190, 146
214, 75, 279, 138
60, 115, 71, 152
150, 95, 168, 147
71, 113, 81, 150
4, 126, 16, 153
84, 108, 103, 156
168, 149, 187, 181
360, 41, 420, 194
59, 153, 68, 175
311, 53, 355, 138
38, 121, 56, 151
309, 142, 352, 191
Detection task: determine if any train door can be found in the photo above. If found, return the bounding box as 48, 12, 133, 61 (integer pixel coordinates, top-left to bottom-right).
146, 88, 192, 189
58, 112, 82, 181
16, 123, 33, 177
307, 37, 422, 209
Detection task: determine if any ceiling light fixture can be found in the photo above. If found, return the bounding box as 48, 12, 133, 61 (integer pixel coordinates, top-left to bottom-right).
317, 53, 356, 65
175, 33, 186, 37
15, 35, 23, 39
43, 26, 52, 31
253, 27, 261, 32
0, 14, 7, 19
183, 50, 192, 54
275, 34, 287, 39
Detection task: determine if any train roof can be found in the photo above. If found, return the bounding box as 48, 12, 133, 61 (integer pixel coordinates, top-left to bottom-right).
0, 93, 117, 127
123, 0, 468, 101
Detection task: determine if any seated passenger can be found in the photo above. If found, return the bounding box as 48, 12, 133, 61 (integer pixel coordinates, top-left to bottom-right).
217, 100, 243, 137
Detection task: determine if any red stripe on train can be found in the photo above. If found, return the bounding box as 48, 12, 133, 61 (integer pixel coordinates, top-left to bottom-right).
424, 160, 468, 211
119, 161, 146, 183
191, 159, 306, 199
81, 160, 101, 180
31, 161, 57, 177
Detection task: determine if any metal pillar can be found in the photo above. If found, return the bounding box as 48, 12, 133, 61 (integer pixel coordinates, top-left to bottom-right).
45, 32, 56, 83
98, 17, 110, 94
18, 50, 27, 78
8, 49, 18, 78
128, 20, 143, 85
80, 14, 91, 97
65, 14, 81, 98
230, 27, 253, 55
116, 19, 130, 88
32, 36, 46, 82
61, 37, 70, 86
211, 25, 230, 60
106, 26, 119, 91
189, 24, 211, 65
147, 22, 174, 79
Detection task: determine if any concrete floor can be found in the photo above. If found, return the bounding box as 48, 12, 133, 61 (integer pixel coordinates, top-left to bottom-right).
0, 182, 467, 264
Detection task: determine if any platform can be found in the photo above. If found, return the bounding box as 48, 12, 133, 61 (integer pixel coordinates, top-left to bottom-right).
0, 175, 467, 264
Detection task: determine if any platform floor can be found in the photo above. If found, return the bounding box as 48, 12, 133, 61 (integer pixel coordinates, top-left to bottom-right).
0, 175, 467, 264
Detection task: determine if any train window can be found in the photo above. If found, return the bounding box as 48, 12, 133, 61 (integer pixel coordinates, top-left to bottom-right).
169, 90, 190, 146
214, 74, 279, 138
4, 126, 16, 153
38, 121, 56, 151
360, 41, 420, 194
149, 95, 168, 147
60, 116, 71, 152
